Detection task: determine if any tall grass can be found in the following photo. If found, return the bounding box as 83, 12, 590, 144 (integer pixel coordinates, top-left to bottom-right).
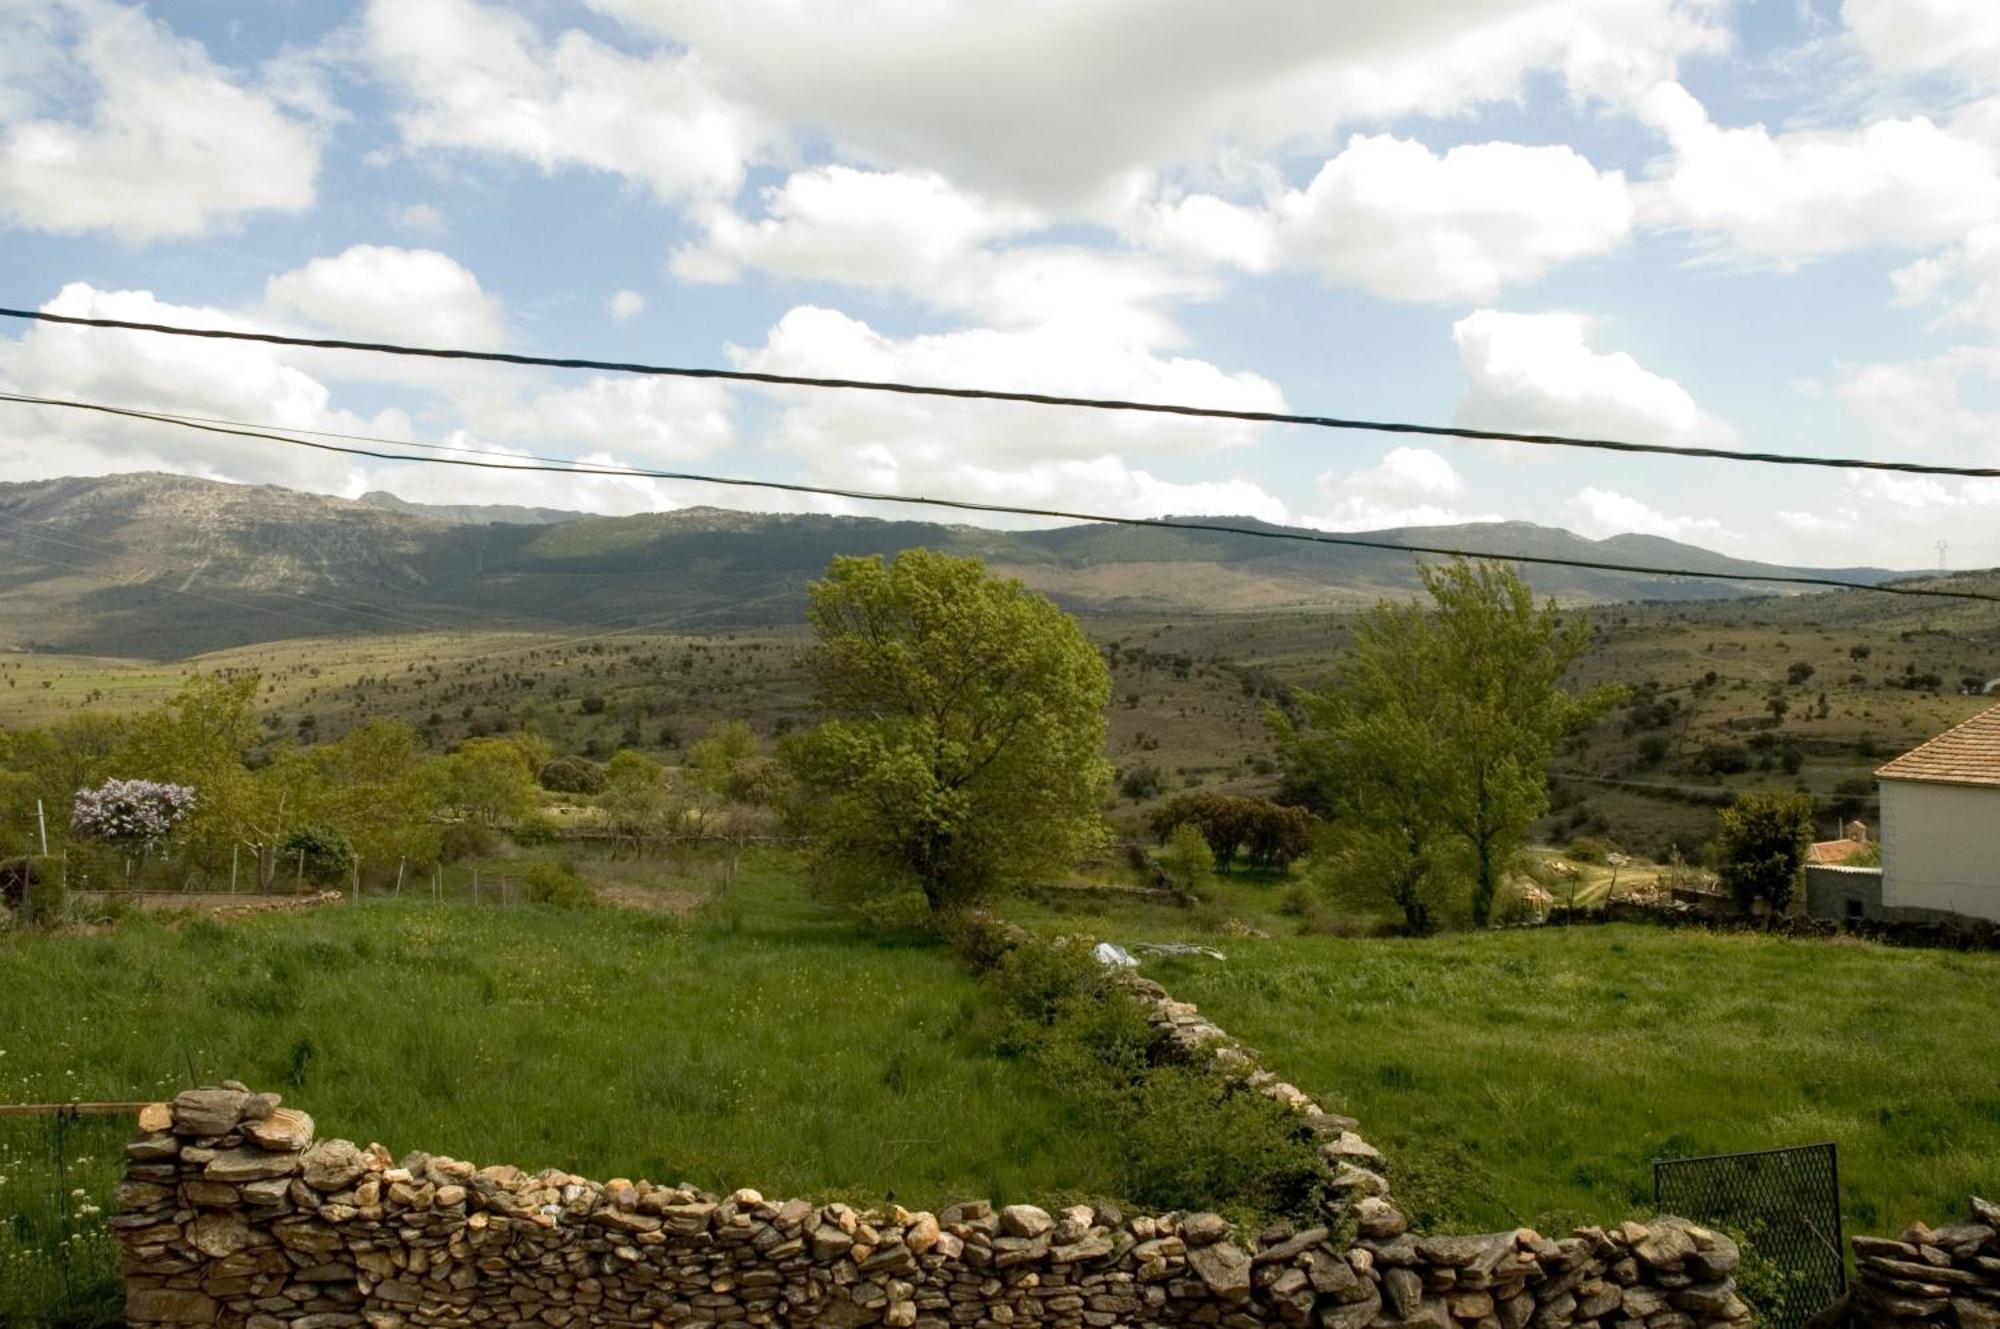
1146, 924, 2000, 1236
0, 852, 1115, 1227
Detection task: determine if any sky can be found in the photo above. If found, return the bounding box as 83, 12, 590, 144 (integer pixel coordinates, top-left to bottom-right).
4, 0, 2000, 570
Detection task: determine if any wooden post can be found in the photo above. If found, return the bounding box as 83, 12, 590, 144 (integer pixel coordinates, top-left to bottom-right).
395, 857, 406, 897
229, 844, 239, 895
35, 798, 47, 857
352, 858, 360, 904
295, 849, 305, 890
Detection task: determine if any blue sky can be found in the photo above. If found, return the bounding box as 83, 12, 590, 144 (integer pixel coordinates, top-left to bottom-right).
5, 0, 2000, 568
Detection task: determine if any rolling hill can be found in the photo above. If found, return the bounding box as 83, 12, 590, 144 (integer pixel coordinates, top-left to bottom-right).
0, 471, 1922, 657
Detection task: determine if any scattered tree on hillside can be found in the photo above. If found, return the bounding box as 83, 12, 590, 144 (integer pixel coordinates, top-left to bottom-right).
783, 550, 1110, 914
1273, 558, 1616, 929
1144, 792, 1315, 869
1716, 791, 1813, 916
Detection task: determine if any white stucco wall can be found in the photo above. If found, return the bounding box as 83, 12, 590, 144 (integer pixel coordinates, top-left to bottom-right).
1880, 778, 2000, 922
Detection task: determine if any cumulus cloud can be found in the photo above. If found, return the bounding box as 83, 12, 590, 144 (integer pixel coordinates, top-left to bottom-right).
1311, 447, 1496, 530
1452, 309, 1734, 445
362, 0, 758, 204
1843, 0, 2000, 84
1639, 81, 2000, 262
588, 0, 1723, 210
1890, 224, 2000, 332
1563, 486, 1731, 543
0, 1, 322, 242
263, 245, 505, 347
676, 167, 1198, 342
468, 376, 733, 464
1269, 135, 1632, 301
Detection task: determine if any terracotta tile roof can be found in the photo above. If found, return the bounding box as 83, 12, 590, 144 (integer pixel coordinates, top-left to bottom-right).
1806, 838, 1866, 864
1875, 704, 2000, 788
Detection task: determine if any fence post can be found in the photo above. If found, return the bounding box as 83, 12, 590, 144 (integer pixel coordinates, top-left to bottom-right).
395, 857, 406, 897
229, 844, 238, 895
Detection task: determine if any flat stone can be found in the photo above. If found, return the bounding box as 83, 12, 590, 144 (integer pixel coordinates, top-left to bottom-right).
1634, 1222, 1695, 1268
137, 1102, 173, 1133
1182, 1212, 1231, 1247
243, 1108, 314, 1153
301, 1139, 366, 1192
1384, 1266, 1423, 1319
1252, 1227, 1329, 1264
127, 1288, 220, 1323
1355, 1198, 1407, 1240
1186, 1241, 1252, 1301
205, 1147, 298, 1182
189, 1212, 251, 1258
1317, 1288, 1379, 1329
172, 1088, 248, 1138
1000, 1205, 1054, 1239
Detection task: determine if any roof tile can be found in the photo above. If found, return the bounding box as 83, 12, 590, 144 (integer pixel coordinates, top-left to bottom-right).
1875, 704, 2000, 788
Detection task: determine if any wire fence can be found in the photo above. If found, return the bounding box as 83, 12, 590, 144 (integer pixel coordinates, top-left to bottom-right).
1654, 1143, 1846, 1329
0, 1107, 133, 1328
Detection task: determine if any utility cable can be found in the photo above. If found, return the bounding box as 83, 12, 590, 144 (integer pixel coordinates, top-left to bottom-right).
4, 389, 1996, 603
4, 306, 1999, 479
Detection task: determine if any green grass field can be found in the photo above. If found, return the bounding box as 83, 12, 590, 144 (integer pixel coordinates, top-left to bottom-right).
1139, 922, 2000, 1237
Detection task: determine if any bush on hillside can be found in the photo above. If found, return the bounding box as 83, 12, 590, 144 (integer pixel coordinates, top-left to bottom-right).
521, 859, 595, 908
1146, 793, 1316, 869
277, 824, 355, 887
538, 755, 608, 795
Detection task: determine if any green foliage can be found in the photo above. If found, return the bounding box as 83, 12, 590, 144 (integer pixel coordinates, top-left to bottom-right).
1274, 558, 1615, 929
277, 824, 355, 886
1159, 823, 1216, 897
434, 738, 538, 826
1117, 763, 1164, 800
1145, 792, 1316, 869
521, 859, 596, 908
538, 755, 608, 795
1716, 791, 1814, 914
784, 551, 1111, 913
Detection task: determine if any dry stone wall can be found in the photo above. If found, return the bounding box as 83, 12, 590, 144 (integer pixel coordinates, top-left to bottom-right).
1849, 1198, 2000, 1327
116, 1083, 1754, 1329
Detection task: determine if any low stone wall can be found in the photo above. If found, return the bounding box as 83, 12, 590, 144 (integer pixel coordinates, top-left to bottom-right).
1849, 1198, 2000, 1327
115, 1085, 1753, 1329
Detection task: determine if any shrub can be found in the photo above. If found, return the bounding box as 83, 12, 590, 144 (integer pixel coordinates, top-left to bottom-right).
538, 755, 608, 795
521, 860, 595, 908
277, 824, 355, 886
1118, 764, 1165, 800
1637, 733, 1670, 766
70, 778, 196, 850
1159, 822, 1216, 897
511, 811, 562, 846
579, 695, 607, 715
1785, 661, 1815, 686
438, 822, 496, 863
1716, 792, 1814, 915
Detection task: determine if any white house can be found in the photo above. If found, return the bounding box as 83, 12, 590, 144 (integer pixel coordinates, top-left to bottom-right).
1875, 704, 2000, 924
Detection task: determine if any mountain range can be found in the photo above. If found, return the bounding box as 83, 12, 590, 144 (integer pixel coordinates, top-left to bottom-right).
0, 472, 1916, 657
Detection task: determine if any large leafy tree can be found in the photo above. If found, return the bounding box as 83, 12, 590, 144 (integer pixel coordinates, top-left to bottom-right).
1716, 791, 1814, 915
1275, 558, 1615, 928
784, 550, 1111, 913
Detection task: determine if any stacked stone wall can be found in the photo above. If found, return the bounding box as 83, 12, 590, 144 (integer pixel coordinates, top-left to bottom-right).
1849, 1199, 2000, 1327
115, 1084, 1753, 1329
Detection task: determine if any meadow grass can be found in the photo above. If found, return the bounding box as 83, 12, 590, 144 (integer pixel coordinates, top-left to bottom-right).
1140, 923, 2000, 1237
0, 854, 1122, 1325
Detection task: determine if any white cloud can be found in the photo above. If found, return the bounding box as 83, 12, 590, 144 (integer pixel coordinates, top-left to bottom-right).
263, 245, 505, 348
361, 0, 758, 204
676, 167, 1196, 342
1889, 224, 2000, 332
1563, 486, 1731, 542
0, 1, 321, 242
1269, 134, 1632, 301
1310, 446, 1497, 529
1452, 309, 1734, 445
608, 289, 646, 321
394, 202, 447, 235
1834, 345, 2000, 453
737, 305, 1284, 467
673, 167, 1040, 285
1639, 80, 2000, 262
592, 0, 1724, 210
468, 376, 733, 464
1843, 0, 2000, 84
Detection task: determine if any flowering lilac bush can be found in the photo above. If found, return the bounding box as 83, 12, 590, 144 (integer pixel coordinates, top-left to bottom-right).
69, 779, 197, 850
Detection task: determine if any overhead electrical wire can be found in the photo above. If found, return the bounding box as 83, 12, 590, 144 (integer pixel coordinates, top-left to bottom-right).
4, 305, 2000, 480
4, 388, 1996, 604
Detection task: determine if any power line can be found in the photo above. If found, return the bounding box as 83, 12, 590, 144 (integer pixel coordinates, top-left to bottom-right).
5, 305, 2000, 480
6, 388, 1997, 604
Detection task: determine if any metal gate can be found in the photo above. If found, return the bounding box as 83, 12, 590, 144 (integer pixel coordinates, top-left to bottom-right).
1654, 1142, 1845, 1329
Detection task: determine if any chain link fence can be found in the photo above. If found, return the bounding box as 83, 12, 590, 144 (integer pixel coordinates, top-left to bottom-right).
1654, 1142, 1845, 1329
